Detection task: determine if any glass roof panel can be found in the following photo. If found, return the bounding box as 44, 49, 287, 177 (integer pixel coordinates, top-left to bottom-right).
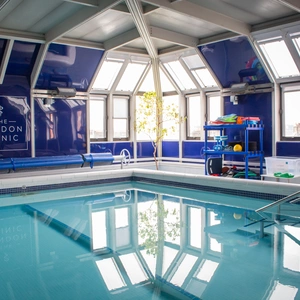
93, 60, 123, 90
259, 40, 299, 78
116, 62, 147, 91
164, 61, 196, 90
292, 36, 300, 56
192, 69, 218, 88
139, 67, 155, 92
182, 54, 205, 69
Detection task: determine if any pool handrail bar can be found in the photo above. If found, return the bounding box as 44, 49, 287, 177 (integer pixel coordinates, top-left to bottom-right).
255, 190, 300, 213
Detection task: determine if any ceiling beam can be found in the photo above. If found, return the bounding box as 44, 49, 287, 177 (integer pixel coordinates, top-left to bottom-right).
56, 37, 105, 50
275, 0, 300, 12
104, 28, 141, 51
0, 39, 14, 84
150, 26, 198, 47
31, 43, 50, 88
63, 0, 98, 7
145, 0, 251, 36
45, 0, 122, 43
0, 28, 45, 43
125, 0, 157, 58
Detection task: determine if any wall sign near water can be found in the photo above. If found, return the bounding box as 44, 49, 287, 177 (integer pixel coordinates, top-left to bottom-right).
0, 96, 29, 152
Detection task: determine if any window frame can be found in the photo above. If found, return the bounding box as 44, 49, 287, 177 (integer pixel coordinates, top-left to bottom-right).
280, 83, 300, 141
112, 95, 130, 141
89, 95, 107, 142
186, 94, 201, 140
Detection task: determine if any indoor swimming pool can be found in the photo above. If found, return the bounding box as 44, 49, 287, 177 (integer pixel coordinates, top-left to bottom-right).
0, 182, 299, 300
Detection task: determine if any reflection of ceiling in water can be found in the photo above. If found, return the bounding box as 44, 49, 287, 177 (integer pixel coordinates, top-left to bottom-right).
0, 187, 299, 300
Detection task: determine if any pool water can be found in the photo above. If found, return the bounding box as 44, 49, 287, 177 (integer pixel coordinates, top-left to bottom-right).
0, 184, 299, 300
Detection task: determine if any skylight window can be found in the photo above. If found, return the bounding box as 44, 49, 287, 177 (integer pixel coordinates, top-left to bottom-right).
292, 36, 300, 56
116, 62, 147, 92
259, 39, 300, 78
93, 60, 123, 90
191, 69, 217, 88
164, 61, 196, 90
182, 54, 218, 88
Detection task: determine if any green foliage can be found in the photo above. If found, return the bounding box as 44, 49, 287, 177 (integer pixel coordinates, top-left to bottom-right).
135, 91, 186, 169
138, 199, 182, 257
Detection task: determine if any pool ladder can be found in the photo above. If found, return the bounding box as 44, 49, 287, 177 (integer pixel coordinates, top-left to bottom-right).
253, 190, 300, 241
255, 190, 300, 213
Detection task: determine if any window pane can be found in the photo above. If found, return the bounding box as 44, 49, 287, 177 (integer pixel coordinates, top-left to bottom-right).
282, 90, 300, 137
116, 63, 147, 91
192, 69, 218, 88
160, 69, 176, 92
90, 99, 106, 139
207, 96, 221, 138
93, 60, 123, 90
292, 36, 300, 56
187, 95, 201, 138
139, 67, 155, 92
113, 119, 128, 138
114, 98, 128, 118
259, 40, 299, 78
163, 95, 180, 140
182, 54, 205, 69
164, 61, 196, 90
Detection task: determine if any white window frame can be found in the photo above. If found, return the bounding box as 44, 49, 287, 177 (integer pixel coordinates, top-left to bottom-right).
89, 95, 107, 141
112, 96, 130, 140
280, 83, 300, 141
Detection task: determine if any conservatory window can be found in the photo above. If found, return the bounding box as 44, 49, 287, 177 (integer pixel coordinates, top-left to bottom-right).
258, 38, 300, 78
163, 61, 196, 90
182, 54, 218, 88
187, 95, 201, 139
113, 96, 129, 140
89, 96, 106, 140
207, 95, 222, 138
116, 62, 148, 92
281, 84, 300, 140
93, 59, 123, 90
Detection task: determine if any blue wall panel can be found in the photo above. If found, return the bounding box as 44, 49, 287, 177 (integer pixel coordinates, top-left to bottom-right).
7, 41, 40, 81
35, 98, 86, 156
277, 142, 300, 157
199, 37, 270, 88
90, 142, 133, 157
36, 44, 104, 92
137, 141, 153, 158
162, 141, 179, 157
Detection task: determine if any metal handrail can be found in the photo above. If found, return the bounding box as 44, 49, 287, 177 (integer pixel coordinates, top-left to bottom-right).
255, 190, 300, 213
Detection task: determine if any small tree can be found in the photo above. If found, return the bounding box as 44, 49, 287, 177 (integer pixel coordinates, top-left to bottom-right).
135, 91, 185, 170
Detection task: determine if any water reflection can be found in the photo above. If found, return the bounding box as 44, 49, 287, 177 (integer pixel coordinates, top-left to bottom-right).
0, 188, 299, 299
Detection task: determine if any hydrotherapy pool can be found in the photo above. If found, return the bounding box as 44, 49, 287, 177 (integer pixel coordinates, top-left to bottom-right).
0, 178, 299, 300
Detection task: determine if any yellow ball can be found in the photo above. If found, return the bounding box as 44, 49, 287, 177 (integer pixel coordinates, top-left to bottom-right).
233, 144, 242, 152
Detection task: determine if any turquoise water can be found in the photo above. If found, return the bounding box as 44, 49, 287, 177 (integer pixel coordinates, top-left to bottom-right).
0, 184, 299, 300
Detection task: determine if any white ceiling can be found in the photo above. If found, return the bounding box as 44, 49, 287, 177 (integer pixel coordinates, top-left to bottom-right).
0, 0, 299, 57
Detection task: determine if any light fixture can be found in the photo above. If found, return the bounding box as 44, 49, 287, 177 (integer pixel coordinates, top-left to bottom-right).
55, 87, 77, 97
43, 98, 55, 108
230, 82, 249, 93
